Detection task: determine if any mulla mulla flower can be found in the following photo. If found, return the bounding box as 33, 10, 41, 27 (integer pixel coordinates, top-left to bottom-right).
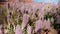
35, 20, 43, 32
38, 11, 45, 20
2, 1, 60, 34
15, 25, 22, 34
44, 19, 51, 29
21, 5, 25, 14
27, 24, 33, 34
21, 14, 30, 30
0, 30, 2, 34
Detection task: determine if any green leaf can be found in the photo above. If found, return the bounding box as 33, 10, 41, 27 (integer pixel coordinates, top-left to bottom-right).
44, 12, 52, 20
54, 24, 60, 30
9, 24, 14, 32
17, 18, 22, 25
23, 27, 27, 34
10, 17, 15, 23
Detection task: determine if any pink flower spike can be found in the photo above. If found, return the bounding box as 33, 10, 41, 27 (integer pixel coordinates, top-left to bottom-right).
44, 19, 51, 29
27, 24, 32, 34
21, 14, 30, 30
0, 30, 3, 34
35, 20, 43, 32
15, 25, 22, 34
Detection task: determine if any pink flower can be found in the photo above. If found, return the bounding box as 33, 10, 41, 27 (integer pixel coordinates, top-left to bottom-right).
44, 19, 51, 29
0, 30, 2, 34
27, 24, 32, 34
35, 20, 43, 32
39, 13, 44, 20
21, 5, 25, 14
28, 8, 32, 14
57, 15, 60, 24
21, 14, 30, 29
40, 8, 45, 15
32, 10, 36, 18
15, 25, 22, 34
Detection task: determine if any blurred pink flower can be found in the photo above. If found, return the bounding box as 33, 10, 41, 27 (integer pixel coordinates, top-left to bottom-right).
57, 15, 60, 24
39, 13, 44, 20
21, 14, 30, 30
21, 5, 25, 14
0, 30, 2, 34
27, 24, 32, 34
32, 10, 36, 18
40, 9, 45, 15
35, 20, 43, 32
44, 19, 51, 29
15, 25, 22, 34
